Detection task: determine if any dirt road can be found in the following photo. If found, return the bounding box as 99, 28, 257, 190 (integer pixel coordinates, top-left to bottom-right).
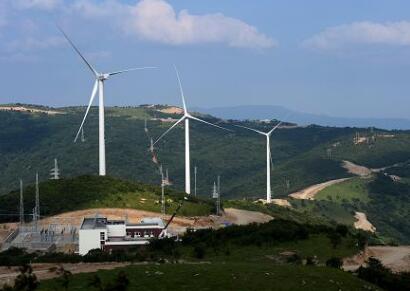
288, 178, 351, 200
344, 246, 410, 273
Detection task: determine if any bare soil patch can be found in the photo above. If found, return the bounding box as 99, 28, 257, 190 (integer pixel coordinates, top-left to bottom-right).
342, 161, 372, 177
158, 106, 183, 114
353, 212, 376, 233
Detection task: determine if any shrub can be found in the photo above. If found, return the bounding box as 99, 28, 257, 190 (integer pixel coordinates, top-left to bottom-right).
193, 243, 206, 259
326, 257, 342, 269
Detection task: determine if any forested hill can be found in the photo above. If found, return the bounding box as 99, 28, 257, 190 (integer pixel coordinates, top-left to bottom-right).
1, 103, 410, 199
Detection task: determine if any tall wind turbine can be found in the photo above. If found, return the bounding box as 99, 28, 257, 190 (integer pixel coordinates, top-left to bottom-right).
154, 67, 229, 194
235, 121, 284, 203
58, 27, 155, 176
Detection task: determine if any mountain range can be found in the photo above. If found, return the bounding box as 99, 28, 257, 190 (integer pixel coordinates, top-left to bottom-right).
194, 105, 410, 130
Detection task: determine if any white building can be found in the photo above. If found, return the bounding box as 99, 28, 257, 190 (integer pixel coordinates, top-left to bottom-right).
79, 217, 166, 255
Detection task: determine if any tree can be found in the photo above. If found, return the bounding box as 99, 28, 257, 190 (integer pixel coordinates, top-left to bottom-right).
13, 264, 39, 290
55, 266, 72, 291
327, 232, 342, 248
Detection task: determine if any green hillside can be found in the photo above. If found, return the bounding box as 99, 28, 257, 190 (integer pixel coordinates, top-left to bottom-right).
1, 104, 410, 242
303, 174, 410, 244
2, 103, 410, 200
0, 175, 214, 222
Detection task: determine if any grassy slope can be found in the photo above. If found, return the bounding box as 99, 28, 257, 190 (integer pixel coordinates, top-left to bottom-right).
0, 175, 214, 222
315, 177, 370, 203
38, 223, 373, 291
39, 263, 380, 291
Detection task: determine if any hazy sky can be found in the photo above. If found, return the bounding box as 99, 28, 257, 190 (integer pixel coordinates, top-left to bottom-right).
1, 0, 410, 118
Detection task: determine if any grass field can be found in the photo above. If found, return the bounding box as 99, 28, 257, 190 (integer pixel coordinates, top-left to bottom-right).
315, 177, 371, 203
198, 234, 360, 264
38, 263, 380, 291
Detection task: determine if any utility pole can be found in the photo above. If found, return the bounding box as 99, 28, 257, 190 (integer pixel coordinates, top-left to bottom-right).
217, 175, 221, 216
194, 166, 197, 197
19, 179, 24, 226
160, 165, 165, 215
81, 127, 85, 142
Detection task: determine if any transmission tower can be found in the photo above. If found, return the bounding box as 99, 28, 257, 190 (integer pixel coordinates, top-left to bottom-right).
194, 166, 197, 197
19, 179, 24, 225
50, 158, 60, 180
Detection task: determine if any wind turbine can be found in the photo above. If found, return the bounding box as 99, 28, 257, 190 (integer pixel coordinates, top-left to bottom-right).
58, 27, 155, 176
154, 66, 229, 194
235, 120, 284, 203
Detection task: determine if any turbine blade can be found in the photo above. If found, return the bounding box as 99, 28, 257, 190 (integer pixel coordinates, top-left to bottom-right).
268, 113, 291, 135
234, 124, 265, 135
174, 65, 187, 114
189, 115, 231, 132
74, 80, 98, 142
108, 66, 157, 76
153, 116, 185, 146
57, 25, 98, 77
268, 120, 284, 135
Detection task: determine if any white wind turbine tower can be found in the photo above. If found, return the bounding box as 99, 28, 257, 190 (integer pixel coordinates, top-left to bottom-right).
58, 27, 155, 176
154, 66, 229, 194
235, 121, 284, 203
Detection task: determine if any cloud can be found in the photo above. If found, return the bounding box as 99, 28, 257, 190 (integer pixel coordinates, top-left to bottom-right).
303, 21, 410, 50
124, 0, 276, 49
13, 0, 62, 10
72, 0, 276, 49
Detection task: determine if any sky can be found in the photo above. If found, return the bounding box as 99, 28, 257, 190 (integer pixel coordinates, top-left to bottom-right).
1, 0, 410, 119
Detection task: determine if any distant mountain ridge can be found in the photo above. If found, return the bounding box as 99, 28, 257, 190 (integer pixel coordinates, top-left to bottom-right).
193, 105, 410, 130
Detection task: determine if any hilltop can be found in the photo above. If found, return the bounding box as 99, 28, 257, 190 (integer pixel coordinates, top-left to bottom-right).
0, 175, 214, 222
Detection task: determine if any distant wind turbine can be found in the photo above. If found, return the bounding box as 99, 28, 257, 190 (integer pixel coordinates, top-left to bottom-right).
154, 66, 230, 194
235, 120, 284, 203
58, 26, 155, 176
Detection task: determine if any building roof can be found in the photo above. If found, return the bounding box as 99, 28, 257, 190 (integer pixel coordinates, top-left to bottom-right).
80, 217, 108, 230
140, 217, 165, 227
80, 217, 164, 230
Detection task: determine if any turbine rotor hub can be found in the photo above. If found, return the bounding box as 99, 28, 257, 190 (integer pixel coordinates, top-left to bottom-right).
98, 73, 109, 81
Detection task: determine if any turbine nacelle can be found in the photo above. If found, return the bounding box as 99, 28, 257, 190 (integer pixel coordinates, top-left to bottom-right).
98, 73, 110, 81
